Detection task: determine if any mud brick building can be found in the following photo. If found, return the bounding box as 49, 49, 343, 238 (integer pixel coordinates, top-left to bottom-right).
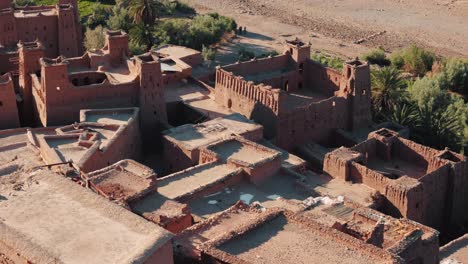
215, 39, 372, 150
0, 72, 19, 128
14, 31, 167, 139
0, 0, 82, 75
324, 128, 468, 232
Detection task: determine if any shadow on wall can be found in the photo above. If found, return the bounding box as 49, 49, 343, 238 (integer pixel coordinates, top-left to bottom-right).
251, 102, 277, 140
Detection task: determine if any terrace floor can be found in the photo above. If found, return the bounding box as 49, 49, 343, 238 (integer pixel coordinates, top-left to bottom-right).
218, 215, 383, 264
188, 172, 311, 218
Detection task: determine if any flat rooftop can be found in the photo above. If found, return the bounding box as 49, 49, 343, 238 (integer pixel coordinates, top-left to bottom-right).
185, 97, 235, 119
165, 81, 210, 103
155, 45, 200, 60
163, 113, 262, 151
80, 108, 138, 125
86, 160, 156, 202
130, 192, 189, 225
157, 162, 242, 200
217, 214, 385, 264
0, 171, 172, 264
209, 139, 279, 165
188, 172, 310, 218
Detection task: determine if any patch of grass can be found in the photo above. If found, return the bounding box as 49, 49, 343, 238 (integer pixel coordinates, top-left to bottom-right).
310, 52, 344, 70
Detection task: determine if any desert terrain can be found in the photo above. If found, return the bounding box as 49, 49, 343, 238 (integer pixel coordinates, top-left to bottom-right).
184, 0, 468, 59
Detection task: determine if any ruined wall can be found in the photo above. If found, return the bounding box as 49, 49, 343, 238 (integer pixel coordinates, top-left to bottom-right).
0, 73, 20, 129
275, 96, 348, 150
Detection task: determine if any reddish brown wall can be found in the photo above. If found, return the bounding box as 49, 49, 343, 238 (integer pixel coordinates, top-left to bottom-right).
0, 73, 20, 129
276, 96, 348, 149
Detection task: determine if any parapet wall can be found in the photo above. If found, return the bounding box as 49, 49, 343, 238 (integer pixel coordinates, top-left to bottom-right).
221, 55, 290, 76
215, 68, 284, 139
215, 68, 284, 115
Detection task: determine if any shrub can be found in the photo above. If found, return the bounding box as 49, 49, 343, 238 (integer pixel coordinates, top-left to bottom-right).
201, 45, 216, 62
107, 6, 132, 32
390, 45, 436, 76
12, 0, 35, 7
238, 46, 256, 61
84, 25, 106, 51
362, 48, 390, 66
436, 58, 468, 94
152, 14, 236, 50
85, 4, 112, 29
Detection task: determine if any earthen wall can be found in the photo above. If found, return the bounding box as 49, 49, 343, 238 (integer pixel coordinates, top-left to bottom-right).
303, 60, 341, 96
275, 96, 348, 149
0, 73, 20, 129
221, 55, 290, 76
418, 165, 450, 229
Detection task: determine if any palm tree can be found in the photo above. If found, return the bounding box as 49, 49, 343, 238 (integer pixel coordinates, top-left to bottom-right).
371, 67, 407, 113
383, 103, 420, 128
130, 23, 154, 50
129, 0, 162, 25
413, 105, 462, 151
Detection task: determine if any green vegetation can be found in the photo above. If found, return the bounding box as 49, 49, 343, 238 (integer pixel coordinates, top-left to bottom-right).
362, 48, 390, 66
34, 0, 113, 17
83, 25, 105, 50
436, 58, 468, 95
389, 45, 436, 76
82, 0, 236, 52
201, 45, 216, 61
152, 14, 236, 50
369, 46, 467, 153
310, 52, 344, 70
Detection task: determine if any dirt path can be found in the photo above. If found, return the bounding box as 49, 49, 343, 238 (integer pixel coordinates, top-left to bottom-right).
184, 0, 468, 59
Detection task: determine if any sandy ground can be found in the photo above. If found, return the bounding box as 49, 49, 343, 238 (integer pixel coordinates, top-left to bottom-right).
184, 0, 468, 59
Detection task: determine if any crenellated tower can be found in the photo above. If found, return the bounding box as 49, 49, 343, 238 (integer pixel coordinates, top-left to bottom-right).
339, 58, 372, 130
134, 52, 167, 144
